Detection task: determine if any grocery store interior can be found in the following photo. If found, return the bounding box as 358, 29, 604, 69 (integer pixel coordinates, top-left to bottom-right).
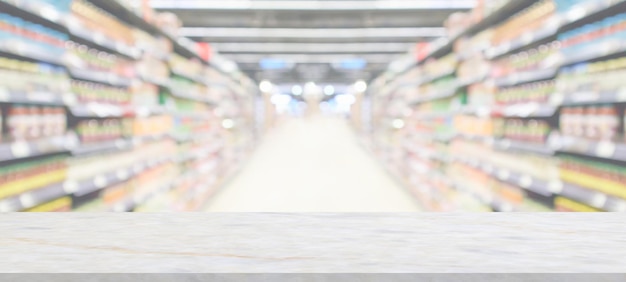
1, 0, 626, 212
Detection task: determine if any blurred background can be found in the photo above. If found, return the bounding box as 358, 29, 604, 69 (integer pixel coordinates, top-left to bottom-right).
1, 0, 626, 212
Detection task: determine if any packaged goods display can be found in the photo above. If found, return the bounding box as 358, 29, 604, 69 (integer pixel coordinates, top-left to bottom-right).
0, 57, 70, 94
491, 42, 561, 78
0, 155, 67, 199
0, 0, 258, 212
70, 0, 135, 46
491, 0, 556, 46
0, 12, 68, 56
71, 80, 131, 105
364, 0, 626, 212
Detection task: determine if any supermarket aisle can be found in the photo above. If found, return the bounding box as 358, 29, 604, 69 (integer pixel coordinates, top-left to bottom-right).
204, 115, 420, 212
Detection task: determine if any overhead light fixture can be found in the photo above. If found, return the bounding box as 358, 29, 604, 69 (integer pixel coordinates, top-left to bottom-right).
292, 85, 303, 96
259, 58, 291, 70
336, 94, 356, 105
324, 86, 335, 96
220, 60, 239, 73
222, 119, 235, 129
150, 0, 476, 10
259, 80, 273, 92
336, 58, 367, 70
180, 27, 446, 39
227, 54, 394, 65
271, 94, 292, 105
214, 43, 410, 54
305, 82, 317, 89
354, 80, 368, 93
392, 119, 405, 129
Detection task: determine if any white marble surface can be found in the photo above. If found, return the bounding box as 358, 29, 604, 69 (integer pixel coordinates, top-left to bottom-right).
2, 213, 626, 273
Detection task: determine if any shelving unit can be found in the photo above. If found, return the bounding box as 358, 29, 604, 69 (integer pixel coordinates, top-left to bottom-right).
363, 0, 626, 212
0, 0, 258, 212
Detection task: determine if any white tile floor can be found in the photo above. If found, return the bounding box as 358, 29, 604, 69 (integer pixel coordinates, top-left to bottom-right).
204, 115, 421, 212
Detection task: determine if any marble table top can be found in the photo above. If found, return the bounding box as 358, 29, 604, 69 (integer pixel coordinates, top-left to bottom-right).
1, 213, 625, 273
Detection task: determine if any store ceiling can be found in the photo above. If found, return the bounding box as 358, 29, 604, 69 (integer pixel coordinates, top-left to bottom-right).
151, 0, 474, 86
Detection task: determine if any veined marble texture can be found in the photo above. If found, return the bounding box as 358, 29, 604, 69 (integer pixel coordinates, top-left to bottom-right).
1, 213, 625, 273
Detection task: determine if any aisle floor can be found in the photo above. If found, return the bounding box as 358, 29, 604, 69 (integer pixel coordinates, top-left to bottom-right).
204, 115, 420, 212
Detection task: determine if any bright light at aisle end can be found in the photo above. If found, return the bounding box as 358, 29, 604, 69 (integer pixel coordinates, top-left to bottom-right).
222, 119, 235, 129
324, 85, 335, 96
392, 119, 405, 129
292, 85, 303, 96
354, 80, 367, 92
271, 94, 292, 105
259, 80, 273, 92
336, 94, 356, 105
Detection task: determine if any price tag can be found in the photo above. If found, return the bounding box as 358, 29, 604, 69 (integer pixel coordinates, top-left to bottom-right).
94, 33, 105, 45
548, 181, 563, 194
614, 201, 626, 212
27, 92, 54, 103
132, 193, 143, 204
500, 203, 514, 212
519, 175, 533, 188
482, 193, 494, 204
550, 93, 564, 106
94, 175, 108, 188
483, 137, 494, 147
115, 42, 124, 53
116, 169, 129, 180
39, 6, 60, 22
135, 107, 151, 118
115, 139, 128, 149
134, 163, 145, 174
522, 33, 534, 45
63, 181, 79, 194
499, 42, 511, 56
499, 140, 512, 150
483, 164, 494, 175
520, 104, 539, 118
595, 142, 616, 158
617, 87, 626, 102
62, 93, 78, 106
104, 74, 116, 86
0, 200, 15, 212
63, 134, 80, 150
0, 87, 9, 102
571, 92, 599, 103
497, 169, 510, 181
19, 193, 36, 209
591, 194, 607, 209
11, 142, 31, 158
566, 6, 587, 22
113, 203, 126, 212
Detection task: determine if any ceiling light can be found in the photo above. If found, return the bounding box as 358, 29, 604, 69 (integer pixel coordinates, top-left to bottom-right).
225, 54, 392, 64
292, 85, 303, 96
271, 94, 292, 105
180, 27, 446, 39
324, 86, 335, 96
259, 80, 273, 92
214, 43, 410, 54
336, 94, 356, 105
354, 80, 368, 93
305, 82, 317, 89
392, 119, 405, 129
150, 0, 476, 10
222, 119, 235, 129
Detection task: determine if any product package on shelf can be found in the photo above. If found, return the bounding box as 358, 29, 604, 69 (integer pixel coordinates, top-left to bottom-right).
364, 0, 626, 212
0, 0, 257, 212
